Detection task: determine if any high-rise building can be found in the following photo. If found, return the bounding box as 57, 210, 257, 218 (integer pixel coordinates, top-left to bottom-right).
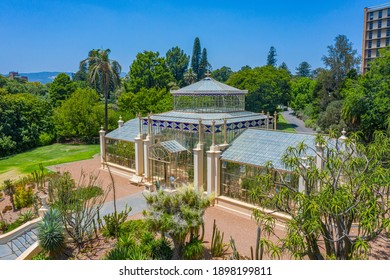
362, 3, 390, 73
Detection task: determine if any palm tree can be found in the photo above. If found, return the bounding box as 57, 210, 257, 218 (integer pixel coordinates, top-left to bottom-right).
80, 49, 121, 131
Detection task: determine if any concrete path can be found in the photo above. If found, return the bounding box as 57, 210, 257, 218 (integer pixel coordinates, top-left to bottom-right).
100, 191, 147, 217
281, 108, 316, 134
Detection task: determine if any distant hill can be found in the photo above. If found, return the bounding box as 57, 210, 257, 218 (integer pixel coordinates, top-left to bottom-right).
17, 72, 73, 84
3, 71, 127, 84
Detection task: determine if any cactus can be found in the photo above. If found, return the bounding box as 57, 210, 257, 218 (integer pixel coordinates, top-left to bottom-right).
229, 237, 240, 260
211, 219, 229, 257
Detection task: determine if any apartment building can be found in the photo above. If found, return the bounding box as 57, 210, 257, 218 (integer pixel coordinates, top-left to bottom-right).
362, 3, 390, 73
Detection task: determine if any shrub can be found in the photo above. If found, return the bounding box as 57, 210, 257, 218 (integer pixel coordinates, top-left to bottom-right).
100, 205, 131, 238
32, 252, 49, 260
119, 219, 149, 236
150, 238, 173, 260
14, 185, 34, 209
38, 132, 55, 146
0, 220, 8, 232
182, 238, 204, 260
105, 246, 149, 260
3, 219, 24, 233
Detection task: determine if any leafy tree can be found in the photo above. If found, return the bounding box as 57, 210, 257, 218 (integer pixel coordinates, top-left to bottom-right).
127, 51, 174, 93
143, 187, 211, 259
166, 46, 190, 86
295, 61, 312, 77
211, 66, 233, 82
266, 46, 277, 67
53, 88, 101, 142
250, 131, 390, 260
279, 62, 291, 75
118, 87, 173, 116
227, 66, 291, 113
240, 65, 252, 71
290, 77, 317, 111
191, 37, 202, 80
81, 49, 121, 131
199, 48, 211, 79
322, 35, 360, 90
49, 73, 76, 107
0, 93, 53, 156
342, 48, 390, 141
317, 100, 345, 132
73, 62, 88, 82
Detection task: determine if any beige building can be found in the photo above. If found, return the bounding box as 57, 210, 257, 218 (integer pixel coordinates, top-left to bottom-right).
362, 3, 390, 73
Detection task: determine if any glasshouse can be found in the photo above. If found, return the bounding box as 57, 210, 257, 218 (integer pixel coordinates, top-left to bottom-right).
100, 76, 319, 202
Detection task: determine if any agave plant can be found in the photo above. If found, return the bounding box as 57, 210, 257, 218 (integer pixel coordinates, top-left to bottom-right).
37, 208, 65, 259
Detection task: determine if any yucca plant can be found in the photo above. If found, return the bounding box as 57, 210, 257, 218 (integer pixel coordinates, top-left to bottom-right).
37, 208, 65, 259
18, 210, 35, 223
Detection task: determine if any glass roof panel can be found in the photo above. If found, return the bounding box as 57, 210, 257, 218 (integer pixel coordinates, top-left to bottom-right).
171, 77, 247, 95
221, 129, 317, 170
105, 118, 139, 142
160, 140, 188, 153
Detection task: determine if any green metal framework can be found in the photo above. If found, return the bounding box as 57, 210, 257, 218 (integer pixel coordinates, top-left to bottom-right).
105, 138, 136, 170
220, 161, 298, 204
174, 94, 245, 112
149, 141, 193, 190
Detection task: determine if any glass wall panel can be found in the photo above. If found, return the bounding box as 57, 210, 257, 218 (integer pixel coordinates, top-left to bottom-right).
105, 138, 136, 170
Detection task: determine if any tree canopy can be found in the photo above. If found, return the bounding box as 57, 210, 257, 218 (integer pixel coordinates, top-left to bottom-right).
126, 51, 174, 93
0, 93, 53, 156
322, 35, 360, 90
165, 46, 190, 86
211, 66, 233, 82
227, 66, 291, 113
295, 61, 312, 77
250, 131, 390, 260
49, 73, 76, 107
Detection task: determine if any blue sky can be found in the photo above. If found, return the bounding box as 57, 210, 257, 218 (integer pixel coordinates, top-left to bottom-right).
0, 0, 387, 74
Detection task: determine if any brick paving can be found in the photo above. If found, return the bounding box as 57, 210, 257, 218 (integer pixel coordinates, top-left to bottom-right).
48, 156, 390, 260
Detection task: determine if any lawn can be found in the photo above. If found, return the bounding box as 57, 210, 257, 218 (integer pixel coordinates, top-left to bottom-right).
277, 113, 297, 132
0, 144, 99, 181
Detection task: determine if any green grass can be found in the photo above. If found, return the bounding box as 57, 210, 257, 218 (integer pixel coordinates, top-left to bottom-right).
0, 144, 99, 180
277, 114, 297, 133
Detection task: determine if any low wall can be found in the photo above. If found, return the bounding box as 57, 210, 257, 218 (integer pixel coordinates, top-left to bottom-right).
215, 196, 291, 223
16, 241, 42, 260
0, 217, 42, 244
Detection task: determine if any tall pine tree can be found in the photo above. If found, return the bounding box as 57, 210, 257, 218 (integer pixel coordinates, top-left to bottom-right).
199, 48, 211, 79
266, 46, 277, 67
191, 37, 201, 80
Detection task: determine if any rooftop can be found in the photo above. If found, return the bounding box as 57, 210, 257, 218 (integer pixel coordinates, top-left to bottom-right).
105, 118, 139, 142
221, 129, 317, 170
171, 77, 247, 95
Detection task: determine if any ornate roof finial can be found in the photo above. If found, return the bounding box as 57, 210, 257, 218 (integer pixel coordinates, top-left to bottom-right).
339, 128, 347, 141
205, 70, 211, 78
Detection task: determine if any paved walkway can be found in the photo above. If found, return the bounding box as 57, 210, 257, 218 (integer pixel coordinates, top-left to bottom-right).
281, 108, 316, 134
